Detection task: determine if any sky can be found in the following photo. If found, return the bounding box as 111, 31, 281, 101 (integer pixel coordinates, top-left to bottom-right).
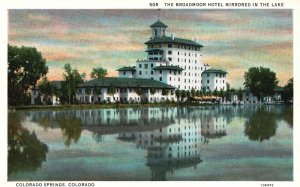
8, 9, 293, 88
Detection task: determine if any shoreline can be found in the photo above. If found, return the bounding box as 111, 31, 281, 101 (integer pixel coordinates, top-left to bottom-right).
8, 102, 291, 112
8, 102, 216, 111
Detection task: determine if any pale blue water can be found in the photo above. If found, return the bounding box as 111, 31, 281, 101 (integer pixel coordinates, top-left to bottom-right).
8, 105, 293, 181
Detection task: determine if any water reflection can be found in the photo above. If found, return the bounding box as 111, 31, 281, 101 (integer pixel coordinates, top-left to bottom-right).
8, 112, 49, 175
244, 107, 277, 142
283, 106, 293, 128
15, 105, 293, 180
118, 114, 203, 180
58, 116, 83, 147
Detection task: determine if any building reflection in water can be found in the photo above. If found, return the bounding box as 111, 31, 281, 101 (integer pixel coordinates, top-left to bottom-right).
25, 105, 292, 180
117, 107, 230, 180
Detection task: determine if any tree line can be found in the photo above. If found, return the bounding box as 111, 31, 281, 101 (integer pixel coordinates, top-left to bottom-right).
8, 44, 293, 106
8, 44, 108, 106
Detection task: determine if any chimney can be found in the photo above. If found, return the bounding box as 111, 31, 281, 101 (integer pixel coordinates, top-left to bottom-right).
171, 33, 175, 40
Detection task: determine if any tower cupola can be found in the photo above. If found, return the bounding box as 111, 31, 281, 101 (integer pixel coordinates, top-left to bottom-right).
150, 20, 168, 38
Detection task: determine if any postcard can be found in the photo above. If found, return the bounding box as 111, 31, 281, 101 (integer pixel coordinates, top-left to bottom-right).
1, 0, 299, 187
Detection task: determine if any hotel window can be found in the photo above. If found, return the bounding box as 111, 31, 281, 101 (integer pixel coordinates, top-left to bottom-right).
160, 70, 162, 74
169, 77, 171, 81
144, 64, 148, 69
168, 51, 172, 55
151, 71, 153, 75
223, 80, 225, 83
168, 58, 172, 61
178, 51, 180, 55
195, 60, 197, 63
189, 53, 190, 56
160, 77, 162, 81
123, 71, 126, 75
195, 54, 197, 57
139, 64, 142, 68
151, 63, 153, 67
216, 80, 218, 83
168, 44, 172, 48
139, 71, 142, 75
184, 72, 186, 76
178, 78, 180, 81
201, 67, 203, 71
207, 74, 209, 77
178, 58, 179, 62
207, 80, 209, 83
184, 52, 186, 56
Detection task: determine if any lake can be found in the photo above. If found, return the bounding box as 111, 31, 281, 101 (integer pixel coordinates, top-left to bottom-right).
8, 105, 293, 181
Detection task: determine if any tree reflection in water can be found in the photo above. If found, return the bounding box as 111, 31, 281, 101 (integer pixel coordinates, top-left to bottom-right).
244, 107, 277, 142
283, 106, 293, 129
8, 112, 49, 175
58, 116, 83, 147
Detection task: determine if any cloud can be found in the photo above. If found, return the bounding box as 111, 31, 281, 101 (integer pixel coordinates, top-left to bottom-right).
8, 9, 293, 88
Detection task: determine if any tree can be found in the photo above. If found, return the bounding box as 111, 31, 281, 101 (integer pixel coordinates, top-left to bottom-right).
162, 89, 169, 96
191, 88, 196, 98
93, 86, 102, 95
135, 86, 143, 96
244, 67, 278, 100
85, 88, 92, 95
90, 67, 107, 79
175, 90, 181, 101
219, 89, 225, 99
38, 77, 61, 105
8, 45, 48, 106
107, 85, 116, 96
61, 63, 85, 104
150, 87, 156, 95
180, 90, 187, 101
237, 88, 243, 101
282, 78, 293, 102
212, 89, 218, 96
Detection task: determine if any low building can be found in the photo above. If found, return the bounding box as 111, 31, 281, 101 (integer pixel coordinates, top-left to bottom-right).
227, 86, 284, 104
31, 81, 63, 105
201, 69, 227, 91
76, 77, 176, 104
